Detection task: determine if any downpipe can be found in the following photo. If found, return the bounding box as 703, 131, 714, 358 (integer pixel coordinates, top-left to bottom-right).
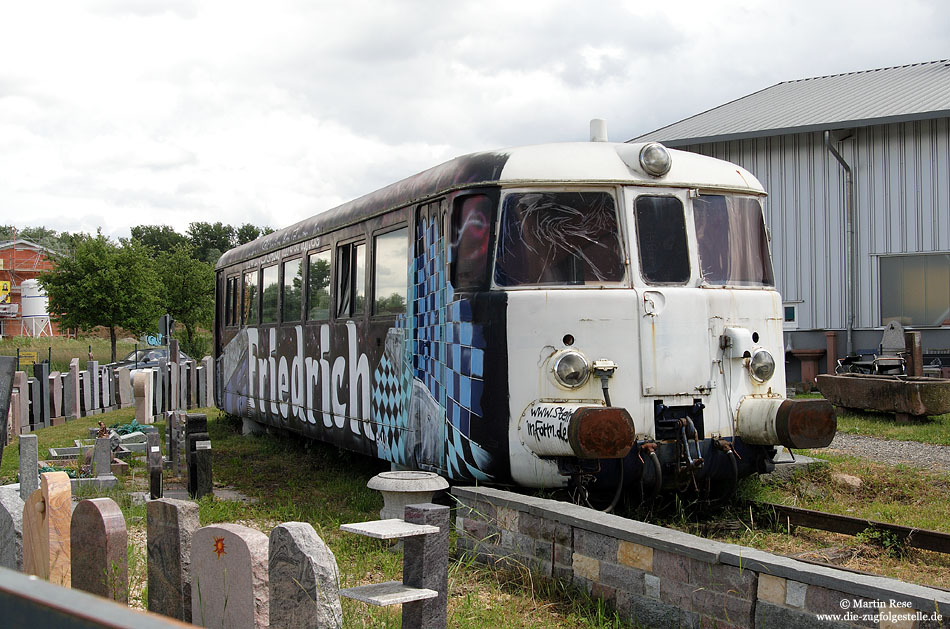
824, 130, 856, 357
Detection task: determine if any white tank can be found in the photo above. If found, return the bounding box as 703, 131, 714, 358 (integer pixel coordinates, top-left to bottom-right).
20, 279, 51, 337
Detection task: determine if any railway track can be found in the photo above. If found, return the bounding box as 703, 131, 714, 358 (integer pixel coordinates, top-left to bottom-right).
755, 502, 950, 555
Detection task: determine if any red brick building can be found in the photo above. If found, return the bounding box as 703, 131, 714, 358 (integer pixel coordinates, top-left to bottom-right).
0, 239, 66, 337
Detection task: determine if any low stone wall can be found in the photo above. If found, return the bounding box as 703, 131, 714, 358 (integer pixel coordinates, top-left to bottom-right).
453, 486, 950, 628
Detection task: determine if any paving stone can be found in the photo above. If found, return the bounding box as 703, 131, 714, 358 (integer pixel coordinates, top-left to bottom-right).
71, 497, 127, 602
147, 497, 200, 622
18, 433, 38, 500
191, 523, 269, 628
268, 522, 342, 629
0, 486, 24, 570
22, 471, 72, 586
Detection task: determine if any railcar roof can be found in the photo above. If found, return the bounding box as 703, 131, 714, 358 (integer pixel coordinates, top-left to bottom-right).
216, 141, 764, 269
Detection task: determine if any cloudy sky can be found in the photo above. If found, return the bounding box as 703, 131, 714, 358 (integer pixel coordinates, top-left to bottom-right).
1, 1, 947, 241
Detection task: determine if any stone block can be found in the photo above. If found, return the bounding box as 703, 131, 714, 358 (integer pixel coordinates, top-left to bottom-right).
14, 371, 29, 432
18, 433, 38, 500
786, 579, 807, 608
599, 560, 646, 595
116, 367, 132, 409
86, 360, 100, 411
756, 600, 849, 629
574, 527, 620, 563
0, 486, 24, 570
170, 368, 179, 411
806, 584, 880, 627
49, 371, 62, 418
111, 459, 130, 476
630, 590, 700, 628
693, 560, 757, 599
33, 362, 50, 427
196, 367, 207, 409
134, 369, 153, 424
496, 505, 519, 531
268, 522, 342, 629
93, 437, 112, 478
758, 573, 787, 605
644, 573, 660, 599
64, 361, 80, 420
402, 503, 449, 629
653, 548, 691, 583
203, 356, 214, 407
691, 587, 755, 627
572, 553, 600, 582
147, 498, 200, 622
7, 390, 20, 445
191, 523, 269, 628
618, 540, 654, 572
147, 431, 162, 500
23, 471, 72, 586
189, 360, 198, 408
152, 368, 163, 416
29, 378, 41, 429
71, 498, 127, 602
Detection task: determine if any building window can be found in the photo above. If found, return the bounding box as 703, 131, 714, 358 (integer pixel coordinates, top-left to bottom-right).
282, 258, 303, 322
261, 264, 279, 324
783, 304, 799, 330
880, 254, 950, 326
336, 241, 365, 318
635, 195, 689, 284
374, 227, 408, 315
307, 250, 331, 321
242, 270, 259, 326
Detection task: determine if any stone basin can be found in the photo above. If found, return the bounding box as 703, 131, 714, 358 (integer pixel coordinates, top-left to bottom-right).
367, 471, 449, 520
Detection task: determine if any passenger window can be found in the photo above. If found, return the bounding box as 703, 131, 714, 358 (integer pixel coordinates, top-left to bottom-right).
374, 227, 408, 315
495, 191, 624, 286
282, 258, 303, 321
635, 196, 690, 284
452, 195, 493, 290
261, 264, 279, 324
242, 270, 259, 326
694, 194, 774, 286
224, 276, 235, 326
336, 241, 365, 318
307, 250, 332, 321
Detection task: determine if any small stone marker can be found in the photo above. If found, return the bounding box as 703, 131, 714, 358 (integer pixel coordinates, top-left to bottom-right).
148, 431, 163, 499
71, 497, 128, 602
148, 497, 200, 622
19, 433, 39, 500
191, 523, 269, 628
94, 436, 113, 478
403, 503, 450, 629
0, 486, 25, 571
64, 360, 80, 420
269, 522, 343, 629
23, 471, 72, 586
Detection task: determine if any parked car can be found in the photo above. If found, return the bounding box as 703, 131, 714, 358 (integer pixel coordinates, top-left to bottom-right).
108, 347, 192, 371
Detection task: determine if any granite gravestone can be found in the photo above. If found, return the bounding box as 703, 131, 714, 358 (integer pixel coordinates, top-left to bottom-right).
86, 360, 100, 414
402, 503, 450, 629
64, 359, 79, 420
0, 356, 14, 459
13, 371, 28, 433
71, 497, 128, 602
0, 486, 24, 571
147, 497, 200, 622
18, 433, 39, 500
93, 437, 113, 478
23, 471, 72, 587
33, 362, 50, 428
191, 523, 269, 628
185, 414, 212, 499
48, 371, 62, 422
268, 522, 343, 628
148, 431, 163, 499
28, 378, 41, 430
202, 356, 214, 408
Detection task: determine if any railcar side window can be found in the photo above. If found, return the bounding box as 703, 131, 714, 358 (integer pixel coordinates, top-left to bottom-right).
242, 270, 259, 326
452, 194, 493, 290
635, 195, 690, 284
282, 258, 303, 322
307, 250, 331, 320
261, 264, 279, 324
373, 227, 408, 315
336, 241, 366, 318
225, 276, 238, 326
494, 191, 624, 286
694, 194, 774, 286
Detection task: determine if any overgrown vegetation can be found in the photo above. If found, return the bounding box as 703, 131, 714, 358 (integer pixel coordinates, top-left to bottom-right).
0, 336, 136, 373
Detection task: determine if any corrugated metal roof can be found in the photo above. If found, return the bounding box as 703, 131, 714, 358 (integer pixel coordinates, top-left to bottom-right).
632, 60, 950, 145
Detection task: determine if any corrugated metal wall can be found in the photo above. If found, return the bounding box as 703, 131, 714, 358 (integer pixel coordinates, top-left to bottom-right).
682, 118, 950, 331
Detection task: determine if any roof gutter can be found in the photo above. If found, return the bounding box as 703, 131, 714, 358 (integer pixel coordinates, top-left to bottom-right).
824, 130, 855, 357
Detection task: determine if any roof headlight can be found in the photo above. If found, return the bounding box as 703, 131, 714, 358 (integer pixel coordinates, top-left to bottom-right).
749, 348, 776, 383
553, 351, 591, 389
639, 142, 672, 177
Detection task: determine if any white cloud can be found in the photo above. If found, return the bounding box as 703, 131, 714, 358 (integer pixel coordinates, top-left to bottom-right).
0, 0, 947, 239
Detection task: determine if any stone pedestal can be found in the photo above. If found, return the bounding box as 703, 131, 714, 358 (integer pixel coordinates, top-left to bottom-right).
367, 471, 449, 520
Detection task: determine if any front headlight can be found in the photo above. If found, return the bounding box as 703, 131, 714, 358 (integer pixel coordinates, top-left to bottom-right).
554, 351, 591, 388
749, 348, 776, 383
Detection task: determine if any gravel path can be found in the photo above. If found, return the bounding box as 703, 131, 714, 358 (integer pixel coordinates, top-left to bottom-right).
823, 432, 950, 472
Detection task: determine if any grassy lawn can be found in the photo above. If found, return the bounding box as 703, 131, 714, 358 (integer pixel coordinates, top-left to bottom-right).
1, 408, 628, 628
0, 335, 136, 372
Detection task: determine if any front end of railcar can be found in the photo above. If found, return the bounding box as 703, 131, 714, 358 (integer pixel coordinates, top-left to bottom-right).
502, 142, 836, 500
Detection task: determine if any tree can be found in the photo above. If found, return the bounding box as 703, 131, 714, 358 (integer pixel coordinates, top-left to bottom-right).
155, 244, 215, 357
235, 223, 262, 245
187, 221, 235, 264
39, 234, 162, 362
0, 225, 15, 242
131, 225, 189, 254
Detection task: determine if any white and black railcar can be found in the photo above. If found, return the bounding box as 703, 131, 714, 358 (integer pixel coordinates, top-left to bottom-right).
214, 137, 836, 499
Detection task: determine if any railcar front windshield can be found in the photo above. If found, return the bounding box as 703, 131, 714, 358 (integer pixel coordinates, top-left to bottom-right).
694, 194, 774, 287
494, 190, 625, 286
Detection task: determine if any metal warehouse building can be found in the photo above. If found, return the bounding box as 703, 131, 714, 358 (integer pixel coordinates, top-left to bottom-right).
633, 60, 950, 384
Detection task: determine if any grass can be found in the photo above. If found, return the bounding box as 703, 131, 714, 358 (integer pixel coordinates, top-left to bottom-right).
0, 335, 137, 372
1, 407, 631, 627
